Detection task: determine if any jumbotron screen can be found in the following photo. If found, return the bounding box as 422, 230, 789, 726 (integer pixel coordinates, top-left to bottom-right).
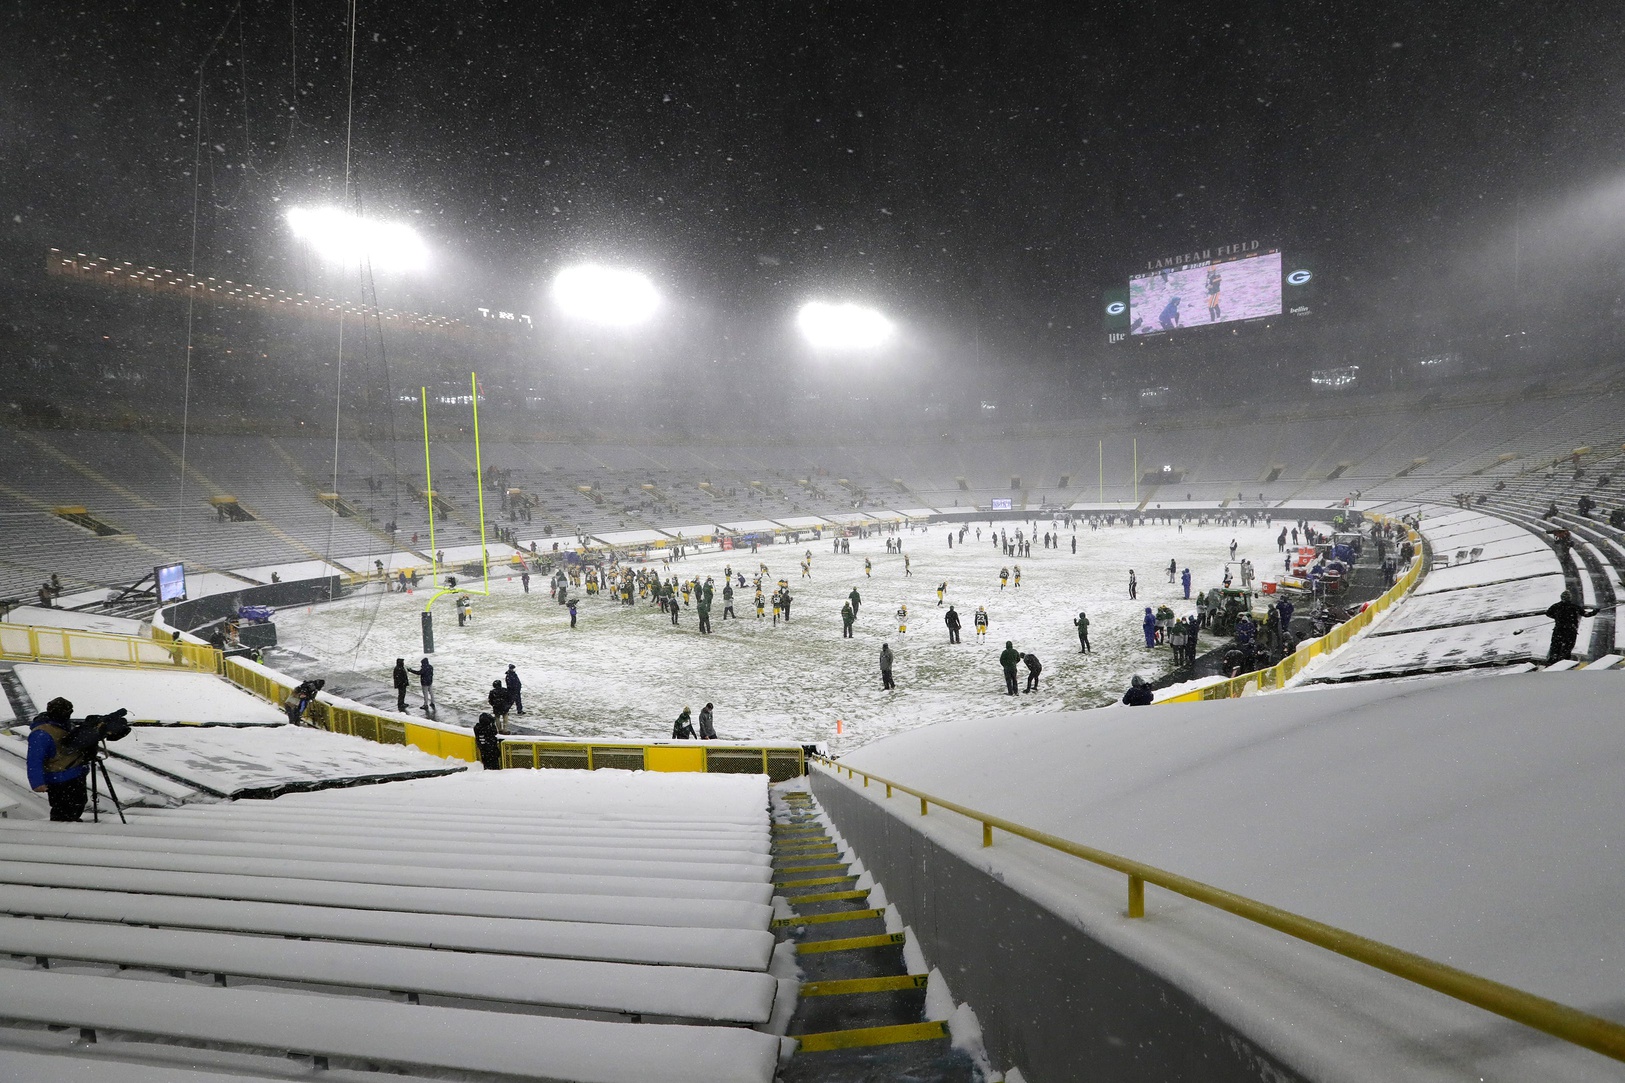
1128, 249, 1281, 335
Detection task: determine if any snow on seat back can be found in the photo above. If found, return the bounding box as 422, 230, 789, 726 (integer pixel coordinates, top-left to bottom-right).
273, 768, 772, 828
0, 841, 772, 902
0, 821, 772, 873
0, 969, 781, 1083
0, 914, 779, 1024
27, 813, 770, 862
0, 860, 772, 929
0, 883, 774, 970
0, 1048, 303, 1083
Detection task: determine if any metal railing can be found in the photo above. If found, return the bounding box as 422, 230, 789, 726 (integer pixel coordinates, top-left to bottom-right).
503, 738, 806, 781
1159, 520, 1425, 703
0, 623, 220, 672
812, 756, 1625, 1064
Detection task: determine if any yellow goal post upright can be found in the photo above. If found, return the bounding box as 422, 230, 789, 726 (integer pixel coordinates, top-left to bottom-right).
419, 372, 492, 653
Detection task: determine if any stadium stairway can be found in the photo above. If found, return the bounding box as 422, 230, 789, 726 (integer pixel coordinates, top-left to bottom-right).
771, 786, 981, 1083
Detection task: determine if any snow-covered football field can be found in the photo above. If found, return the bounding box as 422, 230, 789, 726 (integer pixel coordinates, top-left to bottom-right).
274, 519, 1285, 748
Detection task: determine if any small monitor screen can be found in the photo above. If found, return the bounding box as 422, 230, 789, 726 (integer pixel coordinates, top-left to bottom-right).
155, 562, 186, 603
990, 497, 1013, 511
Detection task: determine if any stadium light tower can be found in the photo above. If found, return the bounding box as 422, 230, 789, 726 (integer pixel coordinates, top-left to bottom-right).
285, 207, 429, 272
796, 301, 894, 351
551, 264, 661, 327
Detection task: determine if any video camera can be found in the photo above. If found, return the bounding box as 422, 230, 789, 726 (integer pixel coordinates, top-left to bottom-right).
66, 708, 132, 751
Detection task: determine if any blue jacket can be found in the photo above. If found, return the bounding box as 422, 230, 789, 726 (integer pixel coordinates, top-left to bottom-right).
27, 718, 89, 789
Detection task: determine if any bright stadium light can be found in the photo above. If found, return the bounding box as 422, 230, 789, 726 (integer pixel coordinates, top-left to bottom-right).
797, 301, 894, 350
551, 264, 660, 327
285, 207, 429, 272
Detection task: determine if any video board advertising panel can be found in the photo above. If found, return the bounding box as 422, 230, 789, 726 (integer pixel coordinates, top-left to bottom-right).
1128, 249, 1282, 335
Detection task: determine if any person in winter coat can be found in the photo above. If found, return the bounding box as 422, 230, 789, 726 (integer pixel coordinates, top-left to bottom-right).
1128, 570, 1138, 599
672, 707, 697, 739
879, 643, 895, 690
504, 665, 524, 715
1023, 652, 1042, 693
849, 587, 862, 617
1074, 611, 1091, 653
1171, 618, 1189, 666
1181, 567, 1192, 600
944, 604, 961, 643
392, 659, 410, 711
999, 641, 1022, 695
1545, 590, 1598, 663
1121, 676, 1154, 706
841, 601, 855, 638
27, 697, 91, 821
698, 703, 717, 740
407, 658, 435, 710
488, 681, 512, 731
568, 598, 578, 628
1142, 607, 1157, 648
473, 712, 502, 770
284, 678, 325, 725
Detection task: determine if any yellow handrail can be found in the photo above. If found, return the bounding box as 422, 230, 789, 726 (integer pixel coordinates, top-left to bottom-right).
0, 623, 220, 673
811, 756, 1625, 1064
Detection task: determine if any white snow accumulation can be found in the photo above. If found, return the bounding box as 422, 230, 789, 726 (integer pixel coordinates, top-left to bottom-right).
273, 521, 1285, 747
828, 667, 1625, 1082
101, 724, 456, 796
0, 769, 783, 1083
1311, 508, 1572, 680
14, 663, 285, 724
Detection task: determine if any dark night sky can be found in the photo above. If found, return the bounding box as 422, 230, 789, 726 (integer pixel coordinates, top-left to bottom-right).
6, 1, 1625, 367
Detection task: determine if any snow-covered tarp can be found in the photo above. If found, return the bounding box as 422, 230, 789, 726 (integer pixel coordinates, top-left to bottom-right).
14, 664, 286, 725
105, 724, 460, 798
231, 559, 352, 583
0, 607, 146, 637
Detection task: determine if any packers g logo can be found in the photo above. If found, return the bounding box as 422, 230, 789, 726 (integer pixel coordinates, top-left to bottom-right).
1286, 270, 1312, 286
1105, 301, 1126, 315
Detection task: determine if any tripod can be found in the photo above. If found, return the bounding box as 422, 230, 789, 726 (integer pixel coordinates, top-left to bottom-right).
87, 744, 126, 825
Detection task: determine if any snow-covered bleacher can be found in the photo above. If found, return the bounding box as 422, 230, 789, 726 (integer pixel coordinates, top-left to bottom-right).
1, 382, 1620, 607
0, 770, 785, 1082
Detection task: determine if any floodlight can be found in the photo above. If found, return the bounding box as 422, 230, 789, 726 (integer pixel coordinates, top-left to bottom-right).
551, 264, 660, 326
797, 301, 893, 350
285, 207, 429, 272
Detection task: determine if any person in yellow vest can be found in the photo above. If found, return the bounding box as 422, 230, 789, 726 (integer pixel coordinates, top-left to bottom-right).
937, 581, 946, 606
26, 697, 96, 821
864, 557, 872, 578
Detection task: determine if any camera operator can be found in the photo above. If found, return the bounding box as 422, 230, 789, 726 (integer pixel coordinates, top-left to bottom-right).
26, 697, 132, 822
27, 697, 92, 821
